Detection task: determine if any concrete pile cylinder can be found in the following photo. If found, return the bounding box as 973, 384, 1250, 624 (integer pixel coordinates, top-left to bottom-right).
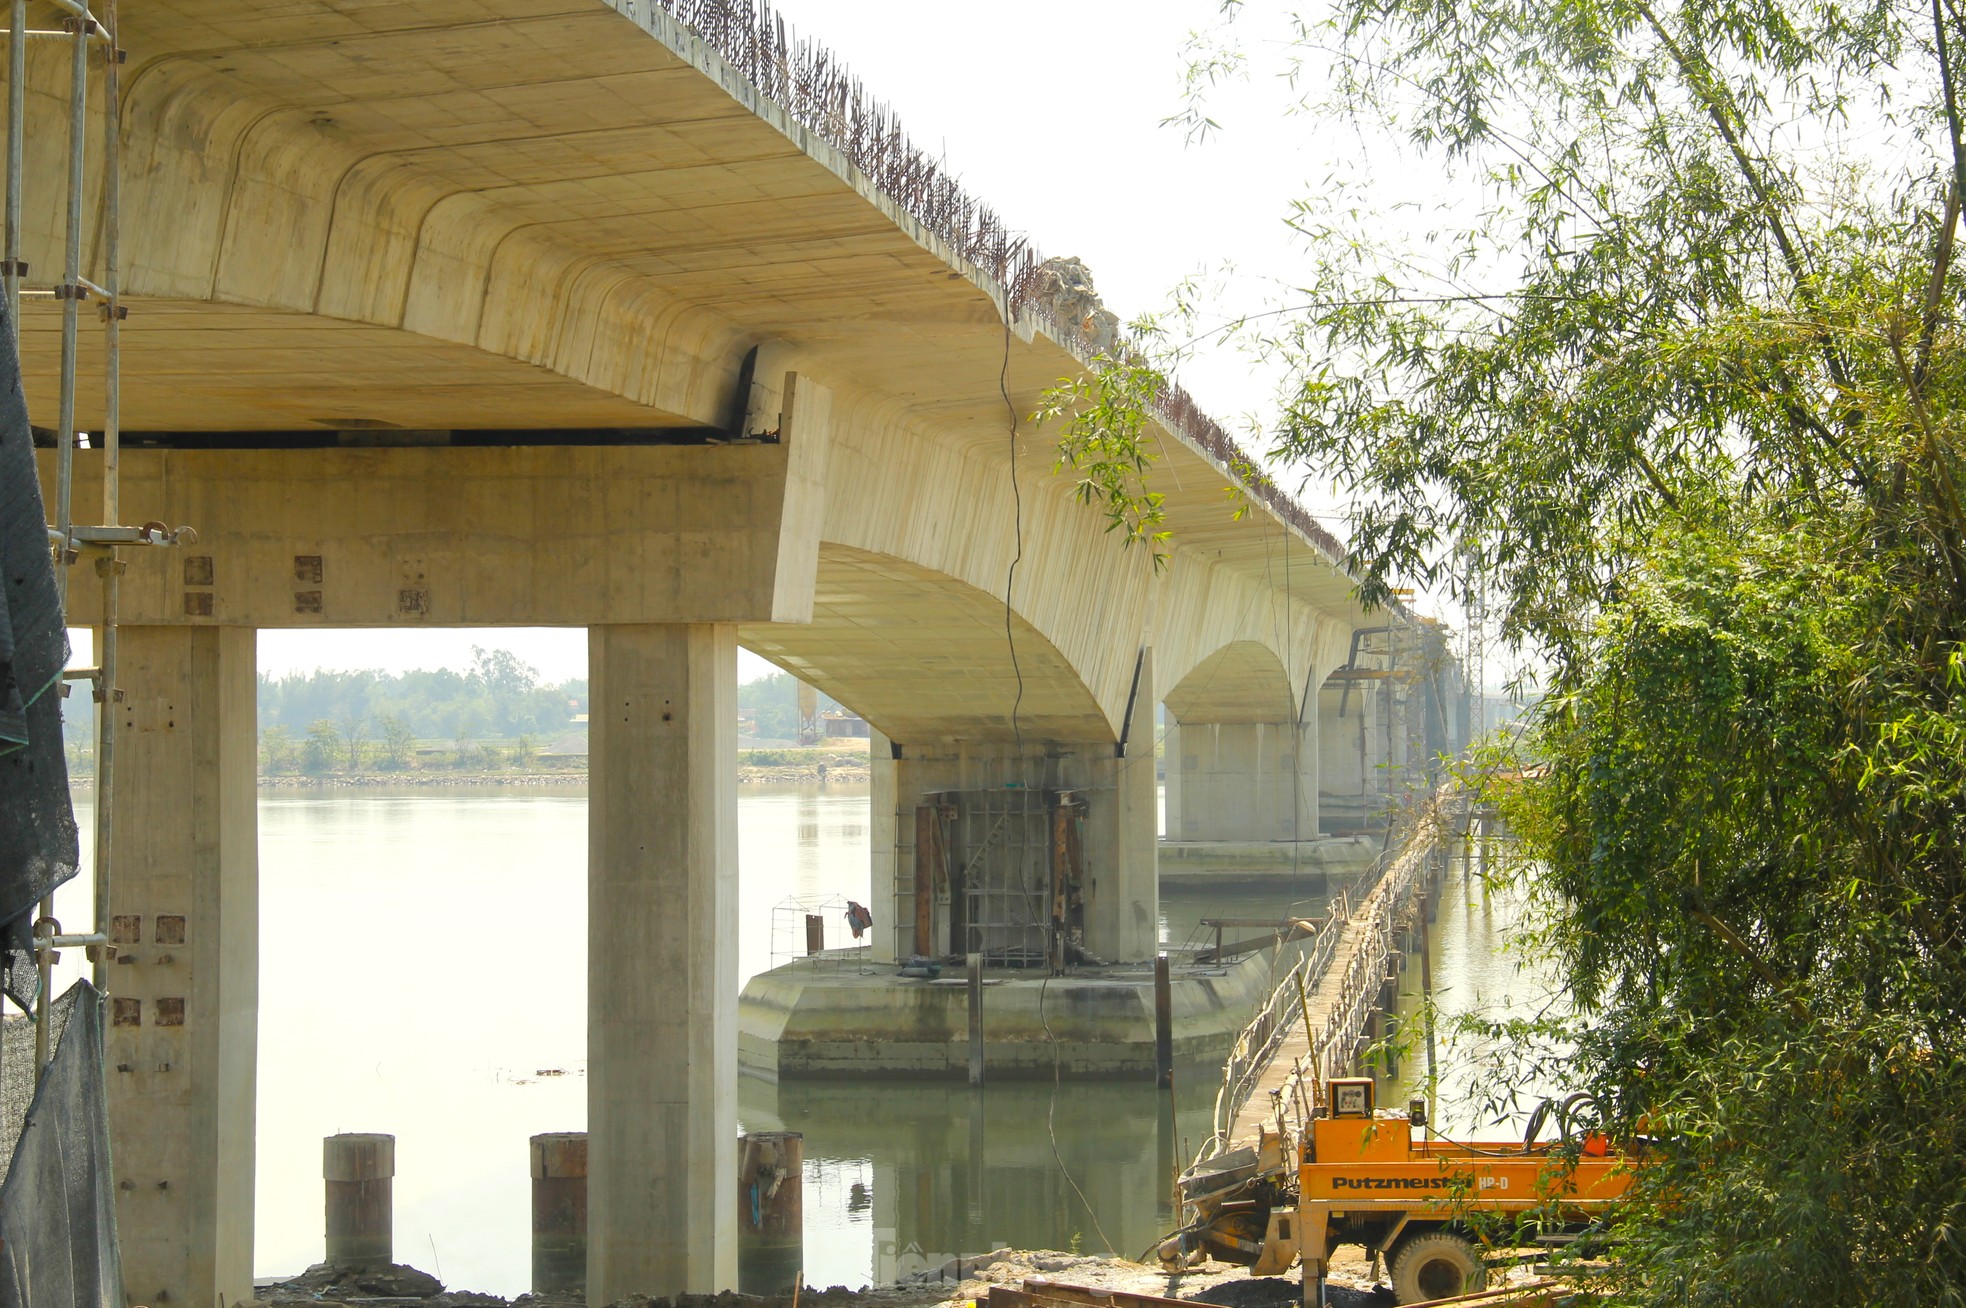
736, 1131, 803, 1293
323, 1134, 395, 1267
530, 1133, 588, 1295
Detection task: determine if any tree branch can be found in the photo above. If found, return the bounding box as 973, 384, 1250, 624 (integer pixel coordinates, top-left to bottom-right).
1917, 0, 1966, 388
1632, 0, 1853, 395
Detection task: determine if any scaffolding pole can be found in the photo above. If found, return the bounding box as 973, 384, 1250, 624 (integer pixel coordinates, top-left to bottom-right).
8, 0, 162, 1075
92, 0, 119, 991
4, 0, 22, 319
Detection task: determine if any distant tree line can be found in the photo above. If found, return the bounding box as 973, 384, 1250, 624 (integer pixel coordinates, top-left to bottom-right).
255, 647, 584, 774
63, 651, 852, 777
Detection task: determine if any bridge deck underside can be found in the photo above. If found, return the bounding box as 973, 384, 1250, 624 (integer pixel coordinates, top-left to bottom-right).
741, 544, 1113, 743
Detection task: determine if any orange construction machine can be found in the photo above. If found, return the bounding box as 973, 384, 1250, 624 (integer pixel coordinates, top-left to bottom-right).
1168, 1078, 1636, 1304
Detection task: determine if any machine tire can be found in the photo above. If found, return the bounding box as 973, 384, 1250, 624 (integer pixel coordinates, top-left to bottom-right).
1390, 1229, 1487, 1303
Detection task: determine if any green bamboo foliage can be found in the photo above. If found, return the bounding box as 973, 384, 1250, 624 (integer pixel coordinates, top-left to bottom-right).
1080, 0, 1966, 1298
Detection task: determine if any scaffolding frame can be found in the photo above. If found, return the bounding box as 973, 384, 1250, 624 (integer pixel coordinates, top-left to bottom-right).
940, 785, 1089, 971
5, 0, 189, 1077
767, 893, 872, 971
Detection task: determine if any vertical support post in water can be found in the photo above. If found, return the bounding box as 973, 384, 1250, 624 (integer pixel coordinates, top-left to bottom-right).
913, 804, 937, 956
1047, 800, 1071, 973
736, 1132, 803, 1294
1420, 904, 1438, 1125
1428, 844, 1444, 924
530, 1133, 587, 1296
967, 952, 984, 1087
323, 1134, 394, 1267
1157, 1071, 1178, 1229
1153, 953, 1173, 1089
803, 913, 824, 956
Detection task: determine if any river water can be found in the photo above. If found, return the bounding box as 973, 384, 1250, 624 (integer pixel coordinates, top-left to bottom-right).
53, 784, 1533, 1294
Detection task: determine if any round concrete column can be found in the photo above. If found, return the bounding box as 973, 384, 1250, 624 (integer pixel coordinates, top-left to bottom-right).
530, 1133, 588, 1295
323, 1134, 395, 1267
736, 1132, 803, 1293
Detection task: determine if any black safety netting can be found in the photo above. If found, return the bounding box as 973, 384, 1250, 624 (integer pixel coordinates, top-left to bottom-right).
0, 981, 122, 1308
0, 292, 79, 1014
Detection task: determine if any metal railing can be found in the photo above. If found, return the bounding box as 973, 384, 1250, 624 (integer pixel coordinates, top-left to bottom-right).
1198, 789, 1449, 1162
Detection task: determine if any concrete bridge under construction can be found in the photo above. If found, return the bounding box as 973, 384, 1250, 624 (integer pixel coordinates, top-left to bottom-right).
11, 1, 1466, 1304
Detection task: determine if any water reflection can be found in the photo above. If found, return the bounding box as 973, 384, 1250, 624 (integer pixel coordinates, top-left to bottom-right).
48, 785, 1535, 1295
739, 1073, 1217, 1284
1387, 839, 1569, 1135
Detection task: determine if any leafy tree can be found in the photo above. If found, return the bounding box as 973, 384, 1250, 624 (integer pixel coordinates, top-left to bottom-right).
261, 724, 296, 774
378, 715, 415, 771
334, 706, 367, 774
1084, 0, 1966, 1299
1034, 355, 1174, 566
256, 652, 584, 744
470, 645, 536, 701
301, 720, 342, 776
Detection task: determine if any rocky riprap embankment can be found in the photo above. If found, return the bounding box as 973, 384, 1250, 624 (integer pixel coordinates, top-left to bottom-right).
254, 1263, 934, 1308
252, 1250, 1407, 1308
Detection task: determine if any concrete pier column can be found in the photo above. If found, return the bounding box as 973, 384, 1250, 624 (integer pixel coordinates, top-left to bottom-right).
869, 727, 900, 962
324, 1133, 395, 1266
531, 1132, 588, 1295
588, 623, 738, 1299
1319, 680, 1387, 832
1164, 714, 1319, 842
104, 625, 258, 1308
736, 1131, 803, 1293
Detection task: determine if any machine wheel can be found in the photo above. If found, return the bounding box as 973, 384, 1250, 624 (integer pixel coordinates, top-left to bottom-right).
1390, 1230, 1487, 1303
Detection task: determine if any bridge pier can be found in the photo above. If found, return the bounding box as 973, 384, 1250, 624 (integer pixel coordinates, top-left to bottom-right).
1163, 717, 1319, 842
104, 626, 259, 1308
587, 623, 738, 1298
1317, 680, 1408, 833
873, 651, 1158, 966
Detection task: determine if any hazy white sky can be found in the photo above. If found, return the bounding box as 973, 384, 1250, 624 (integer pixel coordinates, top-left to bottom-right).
236, 2, 1456, 687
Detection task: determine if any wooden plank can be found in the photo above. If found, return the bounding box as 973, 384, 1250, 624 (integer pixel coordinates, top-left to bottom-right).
1021, 1280, 1199, 1308
985, 1290, 1040, 1308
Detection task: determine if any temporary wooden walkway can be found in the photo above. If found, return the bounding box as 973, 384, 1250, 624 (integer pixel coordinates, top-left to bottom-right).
1228, 904, 1387, 1142
1206, 795, 1449, 1157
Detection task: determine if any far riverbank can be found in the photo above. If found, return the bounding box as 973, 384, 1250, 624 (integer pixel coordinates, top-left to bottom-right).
65, 756, 873, 789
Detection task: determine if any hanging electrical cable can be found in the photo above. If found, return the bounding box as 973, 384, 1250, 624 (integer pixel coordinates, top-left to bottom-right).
1000, 308, 1118, 1258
